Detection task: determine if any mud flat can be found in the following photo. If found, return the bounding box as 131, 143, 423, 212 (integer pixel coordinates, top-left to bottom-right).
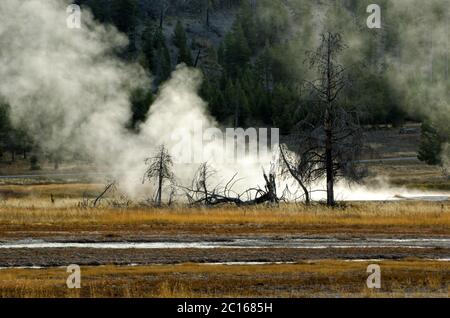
1, 236, 450, 249
0, 236, 449, 268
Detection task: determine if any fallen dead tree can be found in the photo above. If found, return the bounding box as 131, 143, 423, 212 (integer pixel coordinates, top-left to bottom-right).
77, 181, 132, 209
183, 163, 279, 207
77, 181, 115, 209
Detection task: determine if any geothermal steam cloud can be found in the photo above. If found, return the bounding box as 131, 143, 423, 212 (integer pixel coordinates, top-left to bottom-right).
0, 0, 448, 201
0, 0, 274, 198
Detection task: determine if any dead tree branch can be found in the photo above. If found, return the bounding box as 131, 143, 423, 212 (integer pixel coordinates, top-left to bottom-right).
183, 163, 279, 207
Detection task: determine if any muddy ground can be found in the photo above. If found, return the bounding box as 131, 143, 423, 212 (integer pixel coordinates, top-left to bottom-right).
1, 232, 449, 267
0, 247, 449, 267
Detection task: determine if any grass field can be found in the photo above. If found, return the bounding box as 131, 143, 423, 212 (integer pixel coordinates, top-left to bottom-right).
0, 194, 449, 236
0, 184, 448, 297
367, 161, 450, 191
0, 260, 448, 298
0, 141, 448, 298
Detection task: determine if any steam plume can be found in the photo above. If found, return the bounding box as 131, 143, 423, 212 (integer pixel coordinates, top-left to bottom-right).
0, 0, 448, 202
0, 0, 273, 199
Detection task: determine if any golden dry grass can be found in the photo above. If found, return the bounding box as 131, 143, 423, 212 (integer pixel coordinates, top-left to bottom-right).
0, 196, 449, 235
368, 162, 450, 191
0, 183, 104, 199
0, 260, 448, 298
0, 183, 449, 236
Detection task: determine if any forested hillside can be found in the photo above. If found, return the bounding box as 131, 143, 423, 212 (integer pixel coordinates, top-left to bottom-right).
79, 0, 409, 128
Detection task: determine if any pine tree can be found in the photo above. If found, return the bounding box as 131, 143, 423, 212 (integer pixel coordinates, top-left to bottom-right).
84, 0, 111, 23
130, 88, 154, 129
217, 43, 226, 66
173, 21, 193, 66
201, 46, 221, 79
0, 102, 12, 158
418, 122, 444, 165
173, 21, 187, 49
201, 80, 226, 122
271, 84, 297, 134
223, 79, 236, 123
238, 0, 258, 52
234, 80, 250, 127
141, 25, 155, 68
111, 0, 137, 35
224, 23, 251, 77
153, 29, 172, 82
255, 41, 274, 90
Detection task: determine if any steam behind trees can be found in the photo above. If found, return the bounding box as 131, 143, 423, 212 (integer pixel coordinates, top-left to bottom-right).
0, 0, 449, 203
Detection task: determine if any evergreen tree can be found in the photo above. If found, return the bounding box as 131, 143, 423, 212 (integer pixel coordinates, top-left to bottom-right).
418, 122, 445, 165
111, 0, 137, 35
217, 43, 226, 67
173, 21, 193, 66
237, 0, 258, 52
173, 21, 187, 50
223, 79, 236, 123
141, 25, 155, 70
84, 0, 111, 23
130, 88, 154, 129
224, 23, 251, 77
255, 42, 274, 90
271, 84, 298, 134
153, 29, 172, 82
233, 80, 250, 127
109, 0, 138, 59
201, 80, 226, 122
201, 46, 221, 79
0, 102, 11, 158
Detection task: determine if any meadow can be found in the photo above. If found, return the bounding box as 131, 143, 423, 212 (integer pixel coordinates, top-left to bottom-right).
0, 186, 449, 237
0, 161, 448, 298
0, 261, 448, 298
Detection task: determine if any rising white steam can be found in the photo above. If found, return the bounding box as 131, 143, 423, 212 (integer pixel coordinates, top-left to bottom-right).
0, 0, 274, 199
388, 0, 450, 172
0, 0, 447, 202
0, 0, 147, 163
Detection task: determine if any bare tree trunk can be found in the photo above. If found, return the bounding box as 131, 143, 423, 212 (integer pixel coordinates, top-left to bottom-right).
202, 167, 208, 204
159, 8, 164, 29
325, 115, 334, 206
234, 100, 240, 128
194, 49, 201, 67
157, 152, 163, 206
206, 0, 210, 27
325, 35, 335, 207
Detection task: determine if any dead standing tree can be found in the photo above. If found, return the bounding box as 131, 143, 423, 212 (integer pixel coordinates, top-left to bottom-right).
280, 32, 365, 207
305, 32, 350, 206
142, 145, 174, 206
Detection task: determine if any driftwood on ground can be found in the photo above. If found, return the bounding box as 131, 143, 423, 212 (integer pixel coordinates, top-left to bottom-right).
183, 163, 279, 207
